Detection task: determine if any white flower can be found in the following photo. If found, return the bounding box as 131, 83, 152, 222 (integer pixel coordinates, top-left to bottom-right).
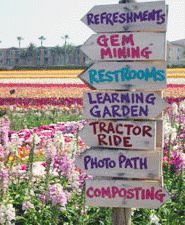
32, 162, 46, 177
163, 123, 177, 141
22, 201, 35, 211
6, 133, 20, 153
148, 214, 160, 225
0, 203, 16, 224
53, 131, 65, 151
171, 103, 178, 115
179, 100, 185, 110
27, 133, 40, 145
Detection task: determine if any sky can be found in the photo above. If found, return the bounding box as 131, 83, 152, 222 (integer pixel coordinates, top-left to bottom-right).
0, 0, 185, 48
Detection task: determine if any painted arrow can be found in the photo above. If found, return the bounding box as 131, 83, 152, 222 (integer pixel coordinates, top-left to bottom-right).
79, 120, 156, 150
75, 148, 162, 179
79, 61, 167, 91
86, 179, 170, 209
83, 91, 167, 120
81, 1, 167, 33
80, 32, 166, 61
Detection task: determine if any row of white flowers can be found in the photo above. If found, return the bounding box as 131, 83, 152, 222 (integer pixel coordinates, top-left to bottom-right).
0, 78, 184, 85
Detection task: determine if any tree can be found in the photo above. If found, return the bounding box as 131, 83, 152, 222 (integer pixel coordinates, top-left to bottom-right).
61, 44, 75, 65
26, 43, 37, 65
61, 35, 69, 65
17, 36, 24, 48
38, 36, 46, 47
53, 45, 63, 65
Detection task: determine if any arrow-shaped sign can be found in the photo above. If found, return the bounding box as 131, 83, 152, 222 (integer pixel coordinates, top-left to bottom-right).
83, 91, 167, 120
86, 179, 169, 209
76, 148, 161, 179
80, 32, 166, 61
81, 1, 167, 33
79, 61, 167, 91
79, 120, 156, 150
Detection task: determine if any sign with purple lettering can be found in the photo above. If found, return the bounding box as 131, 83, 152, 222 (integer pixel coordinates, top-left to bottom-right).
86, 179, 169, 209
79, 120, 156, 150
76, 149, 161, 179
81, 1, 167, 33
79, 61, 167, 91
80, 32, 165, 61
83, 91, 166, 120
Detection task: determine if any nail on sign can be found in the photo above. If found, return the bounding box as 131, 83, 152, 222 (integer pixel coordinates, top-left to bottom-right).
86, 179, 169, 209
83, 91, 166, 119
81, 32, 166, 61
79, 61, 167, 91
79, 120, 156, 150
76, 149, 161, 179
81, 1, 167, 33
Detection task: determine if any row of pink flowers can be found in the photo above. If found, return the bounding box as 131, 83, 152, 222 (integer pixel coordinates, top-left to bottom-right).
0, 97, 83, 106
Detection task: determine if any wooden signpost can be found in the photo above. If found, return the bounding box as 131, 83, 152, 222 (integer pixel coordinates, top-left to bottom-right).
79, 61, 167, 91
79, 120, 156, 150
76, 149, 161, 179
80, 32, 166, 61
86, 179, 169, 209
77, 1, 169, 224
81, 1, 167, 33
83, 91, 167, 119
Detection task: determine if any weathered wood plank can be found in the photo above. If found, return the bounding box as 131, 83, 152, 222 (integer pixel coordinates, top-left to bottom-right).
81, 1, 167, 33
79, 61, 167, 91
79, 120, 156, 150
76, 149, 161, 179
81, 32, 166, 61
86, 179, 169, 209
83, 91, 167, 119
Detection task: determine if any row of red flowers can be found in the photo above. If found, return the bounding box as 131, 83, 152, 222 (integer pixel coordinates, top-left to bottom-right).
0, 83, 184, 88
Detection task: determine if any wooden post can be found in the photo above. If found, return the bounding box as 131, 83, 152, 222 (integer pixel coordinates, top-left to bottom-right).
112, 208, 131, 225
111, 0, 134, 224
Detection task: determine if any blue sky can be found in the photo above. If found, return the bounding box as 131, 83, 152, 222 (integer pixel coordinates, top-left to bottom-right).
0, 0, 184, 48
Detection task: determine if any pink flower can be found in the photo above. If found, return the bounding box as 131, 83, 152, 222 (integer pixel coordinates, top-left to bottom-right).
171, 151, 185, 174
48, 183, 68, 209
41, 162, 46, 167
20, 164, 27, 171
53, 153, 73, 178
39, 194, 47, 204
0, 145, 5, 159
0, 167, 9, 192
163, 156, 169, 163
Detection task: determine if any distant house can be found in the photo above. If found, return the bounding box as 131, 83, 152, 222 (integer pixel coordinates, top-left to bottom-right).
167, 39, 185, 66
0, 46, 89, 69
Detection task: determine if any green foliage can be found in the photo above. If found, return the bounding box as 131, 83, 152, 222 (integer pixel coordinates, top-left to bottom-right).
11, 65, 87, 70
6, 109, 81, 131
167, 64, 185, 68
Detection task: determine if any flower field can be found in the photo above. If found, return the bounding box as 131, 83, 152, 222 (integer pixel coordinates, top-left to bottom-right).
0, 68, 184, 224
0, 68, 185, 109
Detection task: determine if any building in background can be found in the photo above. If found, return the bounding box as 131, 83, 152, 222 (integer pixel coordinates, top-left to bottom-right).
167, 39, 185, 66
0, 39, 185, 69
0, 45, 89, 69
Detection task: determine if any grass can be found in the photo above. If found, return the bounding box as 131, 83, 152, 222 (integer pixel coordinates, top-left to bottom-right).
5, 109, 81, 131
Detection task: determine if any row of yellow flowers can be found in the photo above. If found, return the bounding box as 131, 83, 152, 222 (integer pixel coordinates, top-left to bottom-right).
0, 69, 184, 78
0, 69, 83, 74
